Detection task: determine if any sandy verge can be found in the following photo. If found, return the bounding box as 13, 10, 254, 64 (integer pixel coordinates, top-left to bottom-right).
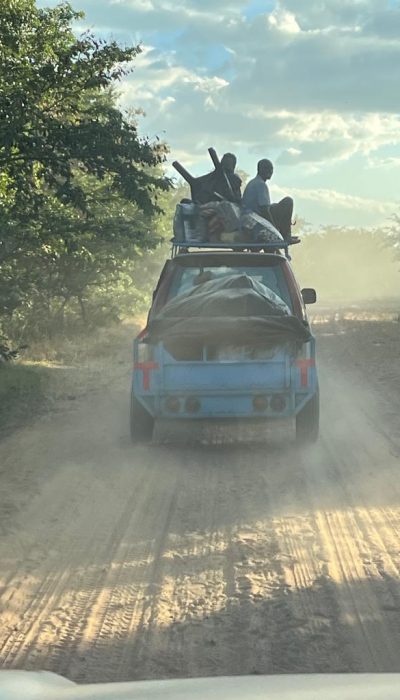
0, 308, 399, 681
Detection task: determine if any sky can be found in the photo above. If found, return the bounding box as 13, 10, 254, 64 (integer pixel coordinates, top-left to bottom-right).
38, 0, 400, 228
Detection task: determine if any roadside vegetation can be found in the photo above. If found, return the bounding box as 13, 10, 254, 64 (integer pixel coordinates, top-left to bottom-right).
0, 1, 399, 432
0, 0, 171, 351
0, 0, 172, 430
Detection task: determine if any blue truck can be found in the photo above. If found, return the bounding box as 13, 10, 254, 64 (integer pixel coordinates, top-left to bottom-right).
131, 241, 319, 444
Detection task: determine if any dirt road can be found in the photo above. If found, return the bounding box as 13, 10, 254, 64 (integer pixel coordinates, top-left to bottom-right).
0, 311, 400, 682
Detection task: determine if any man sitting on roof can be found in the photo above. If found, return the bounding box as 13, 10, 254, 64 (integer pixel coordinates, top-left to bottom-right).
242, 159, 295, 242
220, 152, 242, 205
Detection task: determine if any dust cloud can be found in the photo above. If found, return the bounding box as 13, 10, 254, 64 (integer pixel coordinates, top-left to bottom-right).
1, 225, 399, 684
291, 228, 399, 305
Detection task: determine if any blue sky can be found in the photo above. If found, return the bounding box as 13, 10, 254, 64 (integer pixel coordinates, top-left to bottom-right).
38, 0, 400, 227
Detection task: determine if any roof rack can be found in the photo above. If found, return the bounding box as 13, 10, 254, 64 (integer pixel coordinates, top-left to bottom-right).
170, 237, 300, 260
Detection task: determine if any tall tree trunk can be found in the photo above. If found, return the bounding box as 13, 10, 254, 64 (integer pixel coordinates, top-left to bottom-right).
77, 295, 87, 324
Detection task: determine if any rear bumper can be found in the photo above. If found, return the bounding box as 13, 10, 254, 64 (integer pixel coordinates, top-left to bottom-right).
132, 386, 316, 420
153, 416, 294, 444
133, 340, 318, 420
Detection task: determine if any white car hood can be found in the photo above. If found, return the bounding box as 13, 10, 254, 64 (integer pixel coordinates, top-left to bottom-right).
0, 672, 399, 700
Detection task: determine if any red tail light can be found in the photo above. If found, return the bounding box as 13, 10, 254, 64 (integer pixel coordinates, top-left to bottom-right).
253, 395, 269, 411
165, 397, 180, 413
185, 397, 201, 414
270, 395, 286, 412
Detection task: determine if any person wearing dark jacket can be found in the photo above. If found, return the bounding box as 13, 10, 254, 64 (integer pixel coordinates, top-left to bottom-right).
188, 152, 242, 205
220, 152, 242, 205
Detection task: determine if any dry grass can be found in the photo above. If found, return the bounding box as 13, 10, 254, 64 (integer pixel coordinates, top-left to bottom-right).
0, 320, 141, 435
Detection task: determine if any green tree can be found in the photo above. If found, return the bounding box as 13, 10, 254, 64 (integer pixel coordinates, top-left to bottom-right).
0, 170, 171, 339
0, 1, 169, 216
0, 1, 172, 342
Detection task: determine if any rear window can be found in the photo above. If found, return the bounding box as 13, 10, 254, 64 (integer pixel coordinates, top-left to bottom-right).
167, 264, 292, 310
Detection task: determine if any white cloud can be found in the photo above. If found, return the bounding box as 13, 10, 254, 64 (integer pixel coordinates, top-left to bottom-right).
268, 7, 300, 33
190, 76, 229, 93
363, 8, 400, 38
369, 156, 400, 169
271, 184, 399, 226
110, 0, 154, 10
159, 95, 175, 111
277, 186, 398, 214
275, 112, 400, 164
77, 0, 400, 116
280, 0, 385, 31
123, 47, 400, 167
38, 0, 400, 224
73, 0, 245, 34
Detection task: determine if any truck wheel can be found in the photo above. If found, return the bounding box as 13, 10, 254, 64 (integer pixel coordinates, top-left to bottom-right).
296, 389, 319, 444
130, 393, 154, 443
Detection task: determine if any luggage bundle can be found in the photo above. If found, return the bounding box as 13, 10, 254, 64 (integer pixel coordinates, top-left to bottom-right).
172, 148, 283, 246
173, 200, 283, 245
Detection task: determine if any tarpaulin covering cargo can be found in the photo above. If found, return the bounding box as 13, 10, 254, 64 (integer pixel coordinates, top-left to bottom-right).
145, 275, 311, 354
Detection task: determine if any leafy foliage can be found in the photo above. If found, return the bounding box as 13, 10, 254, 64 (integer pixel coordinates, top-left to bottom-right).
0, 1, 169, 214
0, 0, 172, 344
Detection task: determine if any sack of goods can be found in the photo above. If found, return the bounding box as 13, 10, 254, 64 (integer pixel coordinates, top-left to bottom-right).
198, 201, 241, 241
173, 202, 207, 243
240, 211, 283, 244
173, 199, 283, 244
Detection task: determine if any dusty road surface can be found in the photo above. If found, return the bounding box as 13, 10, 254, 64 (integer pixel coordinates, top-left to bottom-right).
0, 310, 400, 682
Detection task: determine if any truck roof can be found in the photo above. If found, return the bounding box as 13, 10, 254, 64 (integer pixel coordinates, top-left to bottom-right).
170, 252, 288, 267
170, 237, 299, 261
